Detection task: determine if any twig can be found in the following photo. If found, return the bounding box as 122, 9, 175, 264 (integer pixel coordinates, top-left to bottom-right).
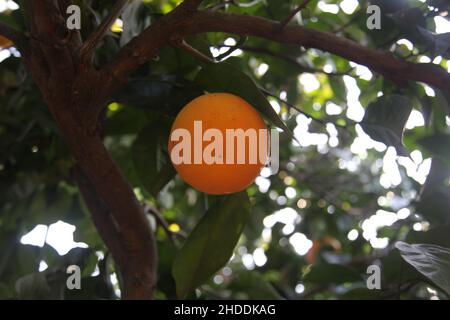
260, 87, 356, 130
216, 44, 354, 77
79, 0, 131, 61
261, 88, 326, 125
207, 0, 235, 12
171, 37, 215, 64
144, 204, 187, 242
278, 0, 312, 31
215, 36, 247, 61
334, 8, 363, 34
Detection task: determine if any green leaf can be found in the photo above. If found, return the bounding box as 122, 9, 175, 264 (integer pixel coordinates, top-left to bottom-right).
112, 78, 203, 117
302, 264, 362, 285
361, 94, 412, 156
416, 158, 450, 223
328, 77, 347, 103
339, 287, 386, 300
194, 62, 293, 138
418, 133, 450, 165
228, 271, 282, 300
395, 241, 450, 295
147, 162, 177, 196
438, 89, 450, 116
120, 0, 145, 47
387, 8, 426, 45
383, 226, 450, 286
407, 226, 450, 247
418, 26, 450, 59
112, 79, 173, 109
418, 87, 450, 130
131, 124, 174, 196
43, 188, 73, 225
172, 191, 251, 298
0, 282, 13, 299
381, 248, 420, 285
105, 106, 149, 136
15, 272, 51, 299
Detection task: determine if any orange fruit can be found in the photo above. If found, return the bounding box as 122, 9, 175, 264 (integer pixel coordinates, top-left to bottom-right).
168, 93, 268, 195
305, 240, 321, 264
0, 35, 12, 49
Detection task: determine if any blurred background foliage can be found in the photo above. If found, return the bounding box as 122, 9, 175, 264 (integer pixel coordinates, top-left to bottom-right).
0, 0, 450, 299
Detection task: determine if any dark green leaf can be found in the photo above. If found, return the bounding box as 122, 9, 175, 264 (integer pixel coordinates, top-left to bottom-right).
194, 62, 294, 139
416, 158, 450, 223
112, 79, 173, 109
228, 271, 282, 300
395, 241, 450, 295
105, 106, 149, 136
361, 94, 412, 156
418, 26, 450, 58
329, 77, 347, 103
407, 226, 450, 247
418, 133, 450, 165
120, 0, 146, 47
339, 287, 386, 300
172, 191, 251, 298
131, 124, 174, 196
147, 162, 177, 196
302, 264, 362, 285
15, 272, 51, 299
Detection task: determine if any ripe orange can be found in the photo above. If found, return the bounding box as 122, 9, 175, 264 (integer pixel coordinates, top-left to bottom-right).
168, 93, 268, 195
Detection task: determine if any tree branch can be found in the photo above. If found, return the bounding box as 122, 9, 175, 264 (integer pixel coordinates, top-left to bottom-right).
102, 10, 450, 94
97, 0, 206, 100
79, 0, 131, 61
56, 121, 158, 299
217, 44, 354, 77
73, 166, 126, 266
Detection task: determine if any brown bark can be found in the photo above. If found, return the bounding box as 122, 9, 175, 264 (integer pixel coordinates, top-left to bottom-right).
105, 9, 450, 92
19, 0, 157, 299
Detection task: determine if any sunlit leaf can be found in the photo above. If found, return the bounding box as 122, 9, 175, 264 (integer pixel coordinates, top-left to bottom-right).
396, 241, 450, 295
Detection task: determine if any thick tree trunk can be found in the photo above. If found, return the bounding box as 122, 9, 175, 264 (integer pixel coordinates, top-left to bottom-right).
19, 0, 158, 299
47, 94, 157, 300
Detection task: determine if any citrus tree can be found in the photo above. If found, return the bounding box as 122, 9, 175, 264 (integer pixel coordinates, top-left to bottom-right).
0, 0, 449, 300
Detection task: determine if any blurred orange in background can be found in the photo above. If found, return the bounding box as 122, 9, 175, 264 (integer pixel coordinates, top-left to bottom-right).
0, 35, 12, 49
